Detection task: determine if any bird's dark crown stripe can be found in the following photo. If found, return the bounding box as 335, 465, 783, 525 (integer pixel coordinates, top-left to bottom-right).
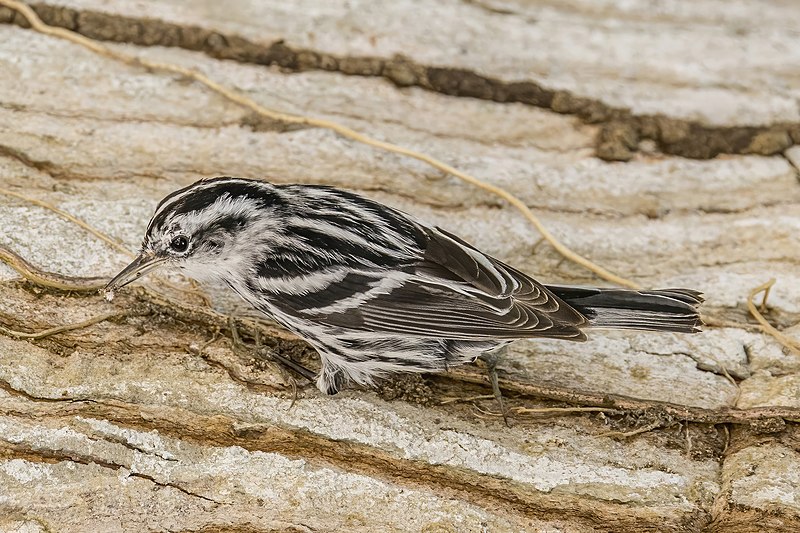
214, 214, 250, 234
148, 177, 281, 234
152, 176, 242, 219
169, 182, 278, 220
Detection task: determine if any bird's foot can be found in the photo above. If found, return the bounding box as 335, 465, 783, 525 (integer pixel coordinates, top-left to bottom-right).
226, 316, 317, 385
481, 349, 511, 427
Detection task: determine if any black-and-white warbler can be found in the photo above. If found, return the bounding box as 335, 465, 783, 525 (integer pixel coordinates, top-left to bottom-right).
106, 177, 702, 395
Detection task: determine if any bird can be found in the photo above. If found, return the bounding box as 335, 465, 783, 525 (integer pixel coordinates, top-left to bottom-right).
105, 176, 703, 395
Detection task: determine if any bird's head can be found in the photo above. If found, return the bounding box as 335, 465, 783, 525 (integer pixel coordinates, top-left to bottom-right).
105, 177, 283, 293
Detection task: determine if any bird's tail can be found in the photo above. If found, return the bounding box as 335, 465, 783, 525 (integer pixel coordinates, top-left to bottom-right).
546, 286, 704, 333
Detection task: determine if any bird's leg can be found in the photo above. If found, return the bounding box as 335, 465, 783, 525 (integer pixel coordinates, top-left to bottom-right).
227, 316, 317, 384
252, 327, 297, 405
254, 327, 317, 383
227, 315, 245, 350
267, 351, 318, 383
481, 347, 510, 426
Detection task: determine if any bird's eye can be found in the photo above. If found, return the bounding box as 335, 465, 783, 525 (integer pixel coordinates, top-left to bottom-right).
169, 235, 189, 253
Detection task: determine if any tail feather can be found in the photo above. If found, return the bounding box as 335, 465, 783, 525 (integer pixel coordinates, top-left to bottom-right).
546, 286, 704, 334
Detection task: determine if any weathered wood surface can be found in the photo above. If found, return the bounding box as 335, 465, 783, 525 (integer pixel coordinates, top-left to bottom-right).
0, 1, 799, 531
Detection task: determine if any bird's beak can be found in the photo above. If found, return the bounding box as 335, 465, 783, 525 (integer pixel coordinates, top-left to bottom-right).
105, 252, 165, 292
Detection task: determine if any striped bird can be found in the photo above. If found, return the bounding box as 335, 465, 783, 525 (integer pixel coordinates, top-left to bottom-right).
106, 177, 703, 395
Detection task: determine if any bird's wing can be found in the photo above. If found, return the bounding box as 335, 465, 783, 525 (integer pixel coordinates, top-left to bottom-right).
272, 226, 588, 340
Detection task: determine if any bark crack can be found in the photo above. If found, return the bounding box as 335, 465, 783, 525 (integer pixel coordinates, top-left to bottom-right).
0, 441, 221, 505
0, 143, 105, 181
1, 101, 246, 131
83, 431, 179, 463
0, 399, 697, 528
0, 3, 797, 161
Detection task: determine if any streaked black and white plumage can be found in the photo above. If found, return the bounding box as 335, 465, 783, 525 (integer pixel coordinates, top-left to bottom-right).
106, 177, 703, 395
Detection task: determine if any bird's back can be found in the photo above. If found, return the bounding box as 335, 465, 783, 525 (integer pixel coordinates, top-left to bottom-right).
249, 184, 590, 342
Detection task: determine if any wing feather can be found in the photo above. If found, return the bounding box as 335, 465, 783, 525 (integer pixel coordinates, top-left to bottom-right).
267, 226, 588, 341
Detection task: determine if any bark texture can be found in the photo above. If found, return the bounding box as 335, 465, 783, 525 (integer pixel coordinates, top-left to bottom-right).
0, 1, 799, 531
